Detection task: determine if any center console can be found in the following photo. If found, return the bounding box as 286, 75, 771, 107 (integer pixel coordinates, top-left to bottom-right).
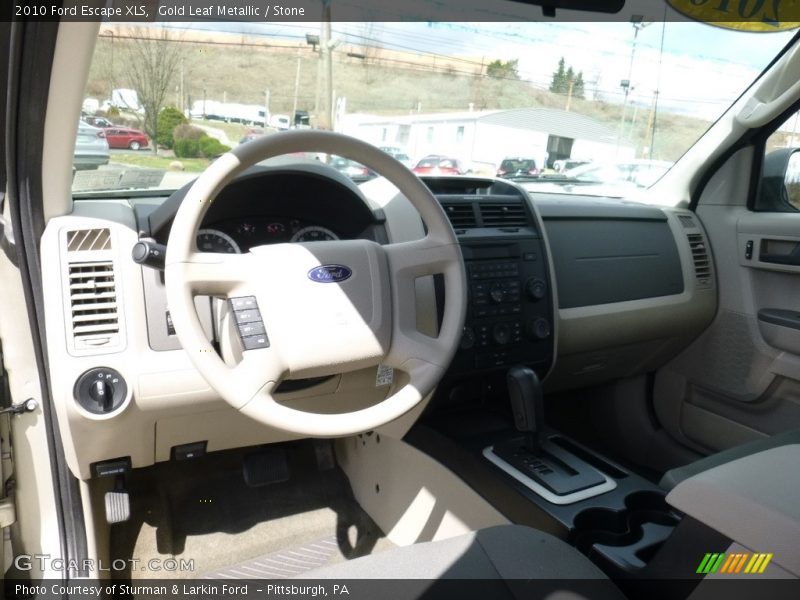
428, 186, 555, 377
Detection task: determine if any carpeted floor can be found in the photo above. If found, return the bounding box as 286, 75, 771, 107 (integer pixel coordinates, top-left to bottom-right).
109, 441, 393, 579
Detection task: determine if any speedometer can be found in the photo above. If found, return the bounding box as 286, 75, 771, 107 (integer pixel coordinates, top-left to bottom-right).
197, 229, 241, 254
290, 226, 339, 243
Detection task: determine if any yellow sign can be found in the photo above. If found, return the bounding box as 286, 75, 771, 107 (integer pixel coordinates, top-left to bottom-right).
668, 0, 800, 32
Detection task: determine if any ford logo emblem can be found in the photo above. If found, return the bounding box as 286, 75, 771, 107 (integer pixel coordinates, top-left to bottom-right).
307, 264, 353, 283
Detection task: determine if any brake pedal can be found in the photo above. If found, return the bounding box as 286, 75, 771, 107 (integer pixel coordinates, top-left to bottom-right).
104, 475, 130, 524
243, 446, 290, 487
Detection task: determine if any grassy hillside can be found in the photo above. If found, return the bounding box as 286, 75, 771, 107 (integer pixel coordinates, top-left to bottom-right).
86, 33, 718, 162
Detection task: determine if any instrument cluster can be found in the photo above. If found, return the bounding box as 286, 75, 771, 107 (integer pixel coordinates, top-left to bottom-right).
197, 217, 340, 254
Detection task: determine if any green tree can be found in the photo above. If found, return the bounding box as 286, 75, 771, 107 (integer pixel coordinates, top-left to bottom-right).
486, 59, 520, 80
550, 58, 567, 94
156, 106, 188, 149
550, 58, 585, 100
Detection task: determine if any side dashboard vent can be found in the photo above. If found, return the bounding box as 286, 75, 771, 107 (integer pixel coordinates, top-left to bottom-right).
687, 233, 712, 287
442, 203, 478, 229
67, 228, 112, 251
68, 261, 120, 347
678, 215, 698, 229
479, 201, 529, 227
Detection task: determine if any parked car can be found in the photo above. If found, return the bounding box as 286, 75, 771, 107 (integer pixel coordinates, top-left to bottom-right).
103, 127, 149, 150
269, 114, 291, 130
553, 158, 591, 173
82, 115, 114, 128
412, 155, 466, 175
330, 156, 377, 180
497, 157, 540, 178
73, 121, 109, 170
239, 129, 267, 145
379, 146, 415, 168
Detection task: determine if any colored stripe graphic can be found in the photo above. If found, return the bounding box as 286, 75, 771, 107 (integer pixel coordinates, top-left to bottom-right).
697, 553, 713, 574
734, 553, 749, 573
720, 553, 737, 573
697, 553, 726, 574
700, 552, 773, 575
758, 553, 773, 573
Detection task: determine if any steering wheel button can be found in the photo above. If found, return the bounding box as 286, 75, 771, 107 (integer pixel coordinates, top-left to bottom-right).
231, 296, 258, 310
242, 334, 270, 350
234, 309, 262, 324
238, 322, 266, 337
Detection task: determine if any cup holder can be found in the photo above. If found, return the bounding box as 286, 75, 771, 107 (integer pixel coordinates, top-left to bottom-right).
571, 491, 681, 573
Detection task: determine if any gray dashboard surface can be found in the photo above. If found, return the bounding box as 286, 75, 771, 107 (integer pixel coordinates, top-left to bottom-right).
540, 204, 683, 308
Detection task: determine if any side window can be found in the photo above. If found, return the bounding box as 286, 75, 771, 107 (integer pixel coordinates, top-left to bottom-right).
756, 111, 800, 212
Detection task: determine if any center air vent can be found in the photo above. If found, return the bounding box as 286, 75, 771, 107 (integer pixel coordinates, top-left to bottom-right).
479, 201, 529, 227
687, 233, 711, 287
68, 261, 120, 349
442, 203, 477, 229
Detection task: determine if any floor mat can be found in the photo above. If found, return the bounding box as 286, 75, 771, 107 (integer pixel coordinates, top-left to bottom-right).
109, 442, 394, 579
201, 535, 341, 578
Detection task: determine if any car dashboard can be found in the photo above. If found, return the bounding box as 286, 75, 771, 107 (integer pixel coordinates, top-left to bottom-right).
40, 163, 717, 479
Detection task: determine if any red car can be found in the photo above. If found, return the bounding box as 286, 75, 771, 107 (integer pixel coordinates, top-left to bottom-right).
412, 155, 466, 175
103, 127, 149, 150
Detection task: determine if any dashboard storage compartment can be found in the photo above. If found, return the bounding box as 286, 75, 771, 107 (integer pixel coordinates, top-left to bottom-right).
571, 491, 680, 576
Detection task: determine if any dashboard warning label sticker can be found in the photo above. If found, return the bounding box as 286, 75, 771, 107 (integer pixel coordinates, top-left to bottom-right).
376, 365, 394, 387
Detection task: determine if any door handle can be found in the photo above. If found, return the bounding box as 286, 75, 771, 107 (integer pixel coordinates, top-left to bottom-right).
760, 253, 800, 266
760, 241, 800, 265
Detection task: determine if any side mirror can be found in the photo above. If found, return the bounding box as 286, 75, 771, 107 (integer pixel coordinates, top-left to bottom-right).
759, 148, 800, 211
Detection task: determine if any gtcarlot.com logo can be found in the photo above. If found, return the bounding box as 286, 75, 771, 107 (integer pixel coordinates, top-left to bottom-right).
14, 554, 195, 573
696, 552, 773, 575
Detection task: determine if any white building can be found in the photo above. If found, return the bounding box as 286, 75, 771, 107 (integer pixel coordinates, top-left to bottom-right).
340, 107, 635, 171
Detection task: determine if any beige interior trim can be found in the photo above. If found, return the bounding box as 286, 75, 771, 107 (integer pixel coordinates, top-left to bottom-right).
42, 22, 100, 222
0, 245, 61, 577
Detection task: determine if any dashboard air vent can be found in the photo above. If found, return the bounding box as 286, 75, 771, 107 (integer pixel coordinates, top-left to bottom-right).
68, 261, 119, 345
479, 201, 529, 227
443, 203, 477, 229
678, 215, 697, 229
67, 228, 112, 251
687, 233, 711, 286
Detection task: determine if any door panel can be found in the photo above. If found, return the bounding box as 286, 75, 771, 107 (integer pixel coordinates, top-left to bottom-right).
654, 149, 800, 457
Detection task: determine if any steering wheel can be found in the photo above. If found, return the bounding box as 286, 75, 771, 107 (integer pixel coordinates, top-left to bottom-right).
164, 130, 466, 437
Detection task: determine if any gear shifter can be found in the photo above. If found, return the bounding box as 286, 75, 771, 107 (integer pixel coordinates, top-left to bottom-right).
489, 366, 606, 498
507, 366, 545, 453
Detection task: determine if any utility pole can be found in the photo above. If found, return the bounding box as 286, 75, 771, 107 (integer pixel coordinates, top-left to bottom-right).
179, 58, 185, 113
647, 90, 659, 160
319, 0, 333, 130
291, 54, 302, 128
565, 79, 575, 112
264, 89, 270, 128
616, 19, 650, 157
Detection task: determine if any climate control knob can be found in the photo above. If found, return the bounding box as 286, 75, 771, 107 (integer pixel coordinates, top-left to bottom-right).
492, 323, 512, 345
489, 284, 506, 304
527, 318, 551, 340
526, 278, 547, 301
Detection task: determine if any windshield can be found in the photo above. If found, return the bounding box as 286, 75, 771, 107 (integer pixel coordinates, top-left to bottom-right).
74, 20, 794, 203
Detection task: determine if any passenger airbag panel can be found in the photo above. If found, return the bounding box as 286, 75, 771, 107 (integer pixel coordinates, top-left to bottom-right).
545, 219, 684, 308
